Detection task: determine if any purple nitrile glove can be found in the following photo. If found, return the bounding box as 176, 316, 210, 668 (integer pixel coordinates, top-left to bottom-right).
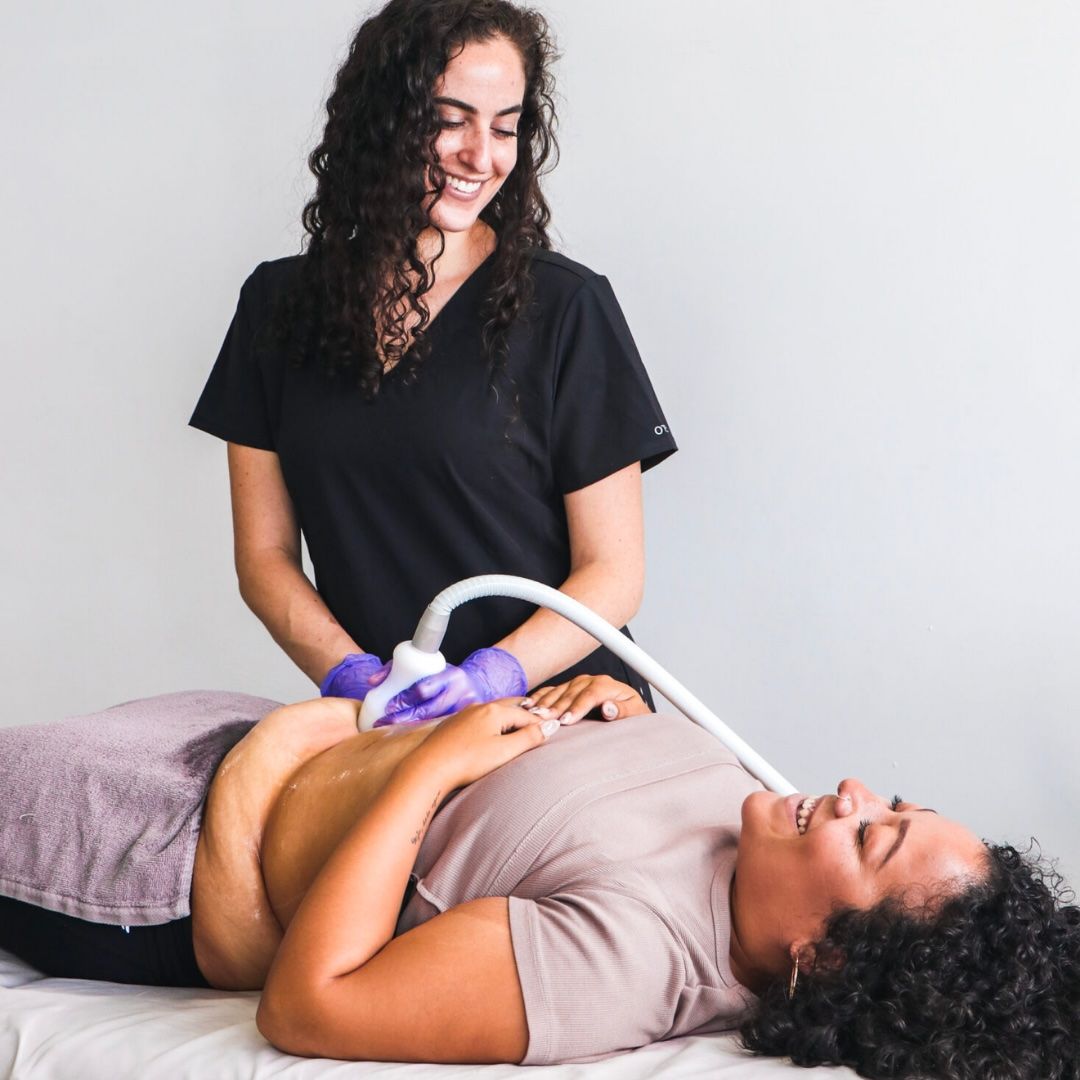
374, 647, 528, 727
320, 653, 390, 701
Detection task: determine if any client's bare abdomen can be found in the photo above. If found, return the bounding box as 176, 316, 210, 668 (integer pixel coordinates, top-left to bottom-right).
260, 719, 435, 926
191, 699, 436, 990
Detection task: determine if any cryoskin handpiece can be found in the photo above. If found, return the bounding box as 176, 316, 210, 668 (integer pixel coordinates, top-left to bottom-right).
358, 640, 449, 731
357, 574, 797, 795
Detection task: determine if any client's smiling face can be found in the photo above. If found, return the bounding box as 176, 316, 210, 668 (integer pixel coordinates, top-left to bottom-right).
730, 779, 988, 983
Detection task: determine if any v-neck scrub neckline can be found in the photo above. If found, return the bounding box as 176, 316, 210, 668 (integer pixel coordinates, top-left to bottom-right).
190, 248, 677, 692
428, 248, 497, 329
383, 249, 497, 379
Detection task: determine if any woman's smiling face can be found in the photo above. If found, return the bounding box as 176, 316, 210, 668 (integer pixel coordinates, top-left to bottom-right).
427, 36, 526, 234
730, 778, 988, 982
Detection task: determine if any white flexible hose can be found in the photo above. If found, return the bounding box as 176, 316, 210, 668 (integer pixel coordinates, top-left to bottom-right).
411, 574, 797, 794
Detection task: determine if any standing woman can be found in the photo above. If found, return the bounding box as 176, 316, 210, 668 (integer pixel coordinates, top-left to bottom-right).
191, 0, 677, 723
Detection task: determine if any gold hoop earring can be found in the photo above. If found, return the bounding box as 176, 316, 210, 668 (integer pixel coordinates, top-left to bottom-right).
787, 955, 800, 1000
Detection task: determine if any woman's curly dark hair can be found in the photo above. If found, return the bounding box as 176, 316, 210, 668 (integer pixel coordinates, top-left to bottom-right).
273, 0, 558, 396
741, 843, 1080, 1079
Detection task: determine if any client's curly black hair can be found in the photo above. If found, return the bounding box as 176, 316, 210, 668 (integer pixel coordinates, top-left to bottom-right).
741, 843, 1080, 1079
273, 0, 558, 397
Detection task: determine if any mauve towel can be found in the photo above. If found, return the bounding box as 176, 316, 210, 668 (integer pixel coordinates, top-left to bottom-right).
0, 690, 280, 926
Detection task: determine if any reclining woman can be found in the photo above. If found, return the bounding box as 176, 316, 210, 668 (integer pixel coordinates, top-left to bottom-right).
1, 679, 1077, 1079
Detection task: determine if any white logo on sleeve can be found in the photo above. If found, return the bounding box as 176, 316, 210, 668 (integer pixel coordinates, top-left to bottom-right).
654, 424, 669, 436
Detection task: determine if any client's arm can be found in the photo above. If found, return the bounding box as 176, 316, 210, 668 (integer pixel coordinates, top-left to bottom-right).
256, 700, 556, 1064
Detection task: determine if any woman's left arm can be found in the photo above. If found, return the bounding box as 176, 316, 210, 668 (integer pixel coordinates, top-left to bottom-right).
256, 702, 553, 1063
377, 462, 644, 726
496, 460, 644, 688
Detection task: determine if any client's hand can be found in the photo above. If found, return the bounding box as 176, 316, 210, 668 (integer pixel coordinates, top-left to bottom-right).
405, 699, 559, 788
376, 647, 527, 727
524, 675, 649, 726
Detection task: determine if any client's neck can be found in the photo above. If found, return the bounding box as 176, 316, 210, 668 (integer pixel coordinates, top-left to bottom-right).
727, 872, 777, 994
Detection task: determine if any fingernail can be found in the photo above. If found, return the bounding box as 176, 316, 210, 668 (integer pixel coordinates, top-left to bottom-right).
602, 702, 617, 718
558, 711, 573, 725
520, 698, 534, 709
529, 706, 552, 717
540, 718, 560, 737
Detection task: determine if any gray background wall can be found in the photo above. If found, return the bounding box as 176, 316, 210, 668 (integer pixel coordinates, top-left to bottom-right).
2, 2, 1077, 881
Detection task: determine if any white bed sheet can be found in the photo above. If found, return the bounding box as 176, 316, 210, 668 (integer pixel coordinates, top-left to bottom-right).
0, 949, 856, 1079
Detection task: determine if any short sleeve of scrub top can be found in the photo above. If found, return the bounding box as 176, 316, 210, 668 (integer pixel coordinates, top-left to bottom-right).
549, 273, 675, 493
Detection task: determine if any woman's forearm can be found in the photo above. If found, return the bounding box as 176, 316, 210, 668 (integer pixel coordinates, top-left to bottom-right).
237, 548, 361, 685
257, 705, 547, 1062
228, 442, 362, 684
262, 754, 449, 989
494, 557, 644, 689
495, 462, 645, 690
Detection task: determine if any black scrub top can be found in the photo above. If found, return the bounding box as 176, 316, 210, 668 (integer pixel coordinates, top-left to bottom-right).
190, 248, 677, 697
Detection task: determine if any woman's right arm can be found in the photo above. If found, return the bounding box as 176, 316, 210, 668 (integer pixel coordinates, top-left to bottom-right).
256, 701, 554, 1063
228, 443, 360, 685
